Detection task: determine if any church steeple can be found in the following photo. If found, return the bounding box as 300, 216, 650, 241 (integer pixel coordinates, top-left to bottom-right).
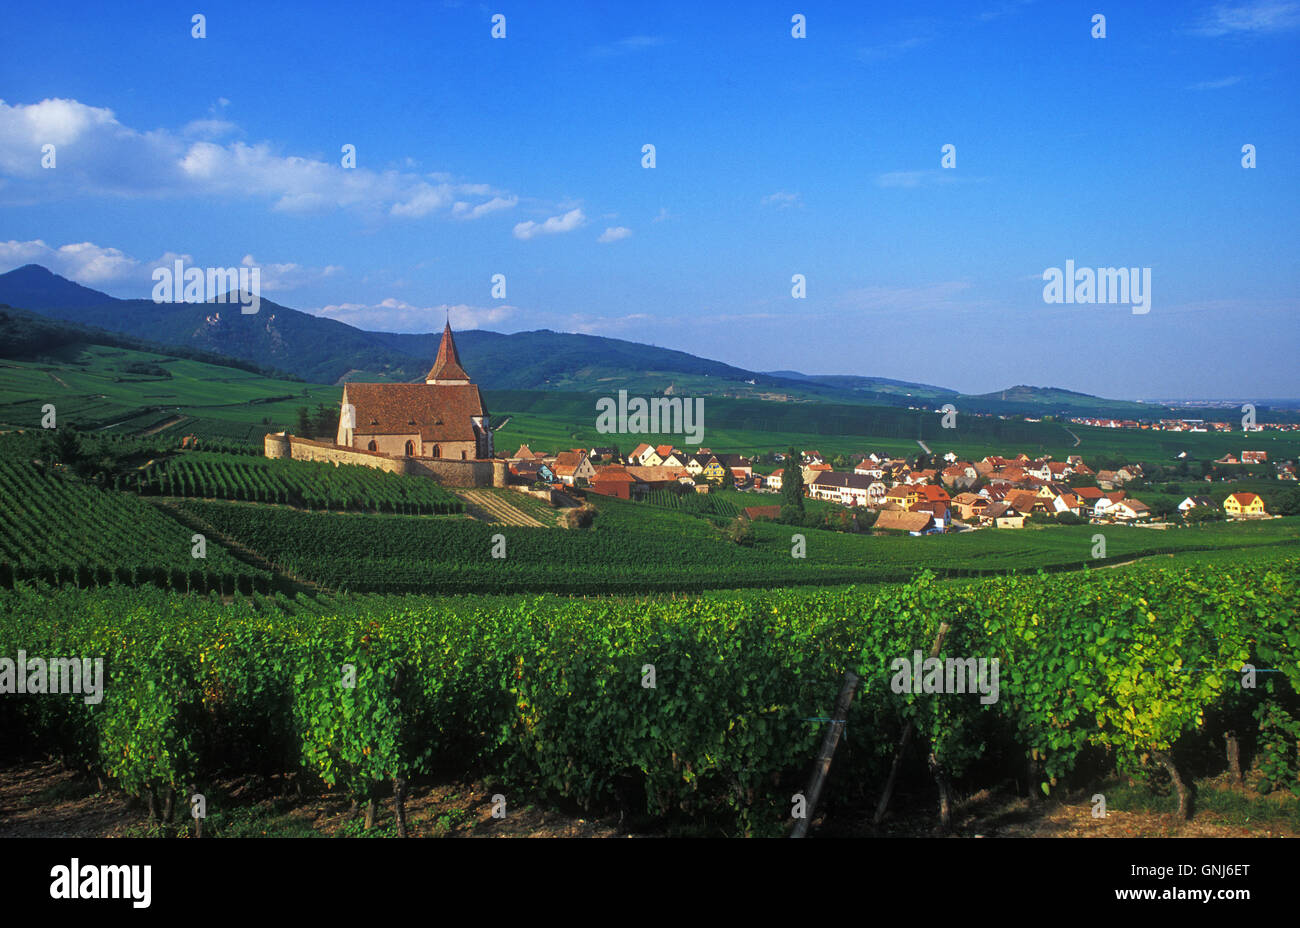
426, 320, 471, 384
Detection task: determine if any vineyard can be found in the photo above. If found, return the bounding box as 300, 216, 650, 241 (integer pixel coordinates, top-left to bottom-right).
0, 458, 270, 593
641, 488, 740, 520
172, 494, 1300, 595
138, 452, 463, 515
1, 554, 1296, 835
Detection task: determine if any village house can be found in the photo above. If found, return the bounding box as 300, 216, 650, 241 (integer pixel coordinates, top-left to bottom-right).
875, 509, 934, 534
552, 450, 596, 486
854, 460, 885, 479
701, 457, 727, 482
1093, 490, 1127, 519
1052, 492, 1083, 516
1223, 492, 1267, 517
1110, 498, 1152, 521
1178, 495, 1213, 513
808, 471, 875, 507
801, 462, 833, 485
628, 443, 663, 467
952, 492, 989, 521
1241, 451, 1268, 464
624, 465, 692, 494
885, 485, 921, 510
588, 465, 636, 499
981, 502, 1024, 529
765, 468, 784, 491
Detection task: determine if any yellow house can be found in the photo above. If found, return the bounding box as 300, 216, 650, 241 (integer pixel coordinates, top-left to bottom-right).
701, 458, 727, 482
1223, 492, 1266, 516
885, 486, 920, 510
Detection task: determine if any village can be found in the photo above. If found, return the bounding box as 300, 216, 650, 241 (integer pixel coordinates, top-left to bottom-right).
502, 441, 1288, 535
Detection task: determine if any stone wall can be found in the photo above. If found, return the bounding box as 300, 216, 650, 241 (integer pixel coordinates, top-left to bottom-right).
263, 432, 501, 487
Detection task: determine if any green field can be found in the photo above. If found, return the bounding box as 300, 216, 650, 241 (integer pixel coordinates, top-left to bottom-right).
488, 390, 1300, 463
0, 344, 339, 441
167, 491, 1300, 595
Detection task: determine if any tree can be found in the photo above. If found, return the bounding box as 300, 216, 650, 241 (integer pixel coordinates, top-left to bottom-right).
1272, 488, 1300, 517
43, 427, 84, 468
295, 406, 312, 437
782, 447, 805, 513
728, 516, 755, 546
313, 403, 336, 440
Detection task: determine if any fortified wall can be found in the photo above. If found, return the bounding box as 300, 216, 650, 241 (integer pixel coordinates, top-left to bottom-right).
265, 432, 506, 488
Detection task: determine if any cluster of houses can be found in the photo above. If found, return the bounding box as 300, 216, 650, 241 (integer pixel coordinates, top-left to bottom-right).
504, 442, 763, 499
799, 451, 1162, 532
504, 443, 1278, 534
1070, 417, 1300, 434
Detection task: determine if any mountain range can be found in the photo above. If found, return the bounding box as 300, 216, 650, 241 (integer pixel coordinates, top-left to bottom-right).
0, 264, 1200, 419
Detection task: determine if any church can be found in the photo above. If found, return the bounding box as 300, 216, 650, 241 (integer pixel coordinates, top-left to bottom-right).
335, 321, 494, 460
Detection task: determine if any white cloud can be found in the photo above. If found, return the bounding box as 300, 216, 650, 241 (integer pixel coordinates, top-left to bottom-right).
311, 298, 516, 333
0, 238, 137, 283
598, 226, 633, 243
0, 238, 343, 296
836, 282, 978, 313
513, 208, 586, 240
590, 35, 665, 57
238, 254, 342, 292
452, 195, 518, 219
875, 170, 962, 188
0, 97, 515, 220
1186, 75, 1245, 90
858, 35, 930, 61
761, 191, 801, 208
652, 207, 672, 223
1192, 2, 1300, 36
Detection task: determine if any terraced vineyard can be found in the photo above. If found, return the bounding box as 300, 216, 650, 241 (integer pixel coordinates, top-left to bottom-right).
138, 451, 463, 515
0, 458, 269, 592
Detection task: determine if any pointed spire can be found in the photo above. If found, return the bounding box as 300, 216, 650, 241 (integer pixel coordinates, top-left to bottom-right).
426, 320, 471, 384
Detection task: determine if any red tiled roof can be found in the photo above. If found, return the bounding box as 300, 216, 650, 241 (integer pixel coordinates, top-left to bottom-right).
875, 510, 933, 532
592, 466, 636, 484
344, 382, 485, 443
426, 321, 471, 383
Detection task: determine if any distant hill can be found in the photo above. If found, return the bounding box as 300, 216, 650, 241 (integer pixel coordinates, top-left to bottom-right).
0, 264, 124, 310
3, 263, 1270, 421
0, 304, 296, 379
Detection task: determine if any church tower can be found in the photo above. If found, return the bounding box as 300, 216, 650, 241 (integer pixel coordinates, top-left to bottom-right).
426, 321, 471, 385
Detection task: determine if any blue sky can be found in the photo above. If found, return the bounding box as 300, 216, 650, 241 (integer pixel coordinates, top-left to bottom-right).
1, 0, 1297, 398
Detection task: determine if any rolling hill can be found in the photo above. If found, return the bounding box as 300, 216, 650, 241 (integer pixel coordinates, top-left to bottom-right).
2, 263, 1283, 422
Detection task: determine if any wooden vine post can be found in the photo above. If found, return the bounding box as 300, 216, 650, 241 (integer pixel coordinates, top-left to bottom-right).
873, 621, 950, 826
791, 670, 860, 838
